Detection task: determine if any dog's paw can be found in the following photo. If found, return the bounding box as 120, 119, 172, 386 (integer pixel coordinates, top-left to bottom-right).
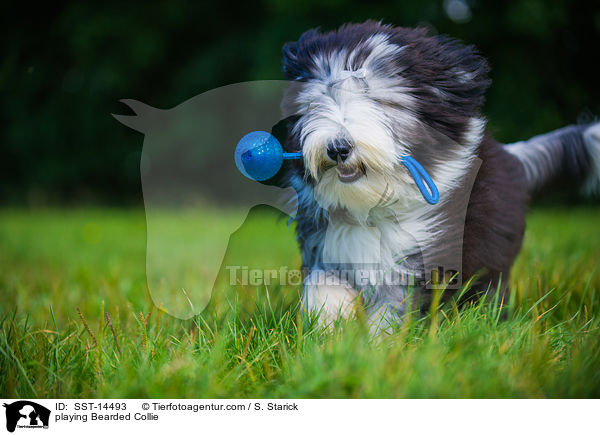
367, 303, 401, 337
302, 271, 361, 326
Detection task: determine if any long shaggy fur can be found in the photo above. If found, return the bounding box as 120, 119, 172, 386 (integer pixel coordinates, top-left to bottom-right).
269, 21, 600, 329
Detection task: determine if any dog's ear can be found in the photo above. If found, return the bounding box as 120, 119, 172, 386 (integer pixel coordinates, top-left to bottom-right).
390, 28, 490, 116
433, 35, 491, 116
282, 27, 321, 80
406, 33, 491, 119
282, 41, 299, 79
425, 36, 490, 145
388, 28, 491, 143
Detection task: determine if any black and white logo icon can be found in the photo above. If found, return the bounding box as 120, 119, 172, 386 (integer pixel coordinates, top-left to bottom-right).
3, 401, 50, 433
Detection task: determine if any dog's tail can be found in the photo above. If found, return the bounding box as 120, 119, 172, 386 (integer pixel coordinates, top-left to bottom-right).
504, 122, 600, 196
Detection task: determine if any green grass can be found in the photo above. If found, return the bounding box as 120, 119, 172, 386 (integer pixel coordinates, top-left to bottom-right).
1, 206, 599, 398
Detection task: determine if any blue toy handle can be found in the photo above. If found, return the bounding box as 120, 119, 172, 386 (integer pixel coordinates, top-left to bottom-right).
401, 155, 440, 205
283, 152, 302, 160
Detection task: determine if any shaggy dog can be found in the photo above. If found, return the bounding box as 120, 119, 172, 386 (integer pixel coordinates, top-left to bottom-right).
269, 21, 600, 331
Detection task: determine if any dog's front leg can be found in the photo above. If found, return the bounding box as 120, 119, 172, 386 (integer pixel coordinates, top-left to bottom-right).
302, 270, 361, 326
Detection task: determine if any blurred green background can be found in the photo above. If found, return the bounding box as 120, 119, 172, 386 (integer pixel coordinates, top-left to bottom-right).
1, 0, 599, 205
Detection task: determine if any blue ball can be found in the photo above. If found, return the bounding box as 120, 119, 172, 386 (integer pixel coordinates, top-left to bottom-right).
235, 131, 284, 181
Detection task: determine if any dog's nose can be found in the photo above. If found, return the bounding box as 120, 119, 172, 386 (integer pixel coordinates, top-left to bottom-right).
327, 138, 353, 162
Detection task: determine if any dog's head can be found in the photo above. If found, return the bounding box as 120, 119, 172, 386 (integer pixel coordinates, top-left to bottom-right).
281, 21, 490, 220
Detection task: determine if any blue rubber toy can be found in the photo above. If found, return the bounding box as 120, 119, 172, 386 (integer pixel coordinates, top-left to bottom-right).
235, 131, 438, 204
400, 155, 439, 205
235, 131, 301, 181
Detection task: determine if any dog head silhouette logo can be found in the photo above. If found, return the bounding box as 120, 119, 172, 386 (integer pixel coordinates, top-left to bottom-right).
3, 401, 50, 432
